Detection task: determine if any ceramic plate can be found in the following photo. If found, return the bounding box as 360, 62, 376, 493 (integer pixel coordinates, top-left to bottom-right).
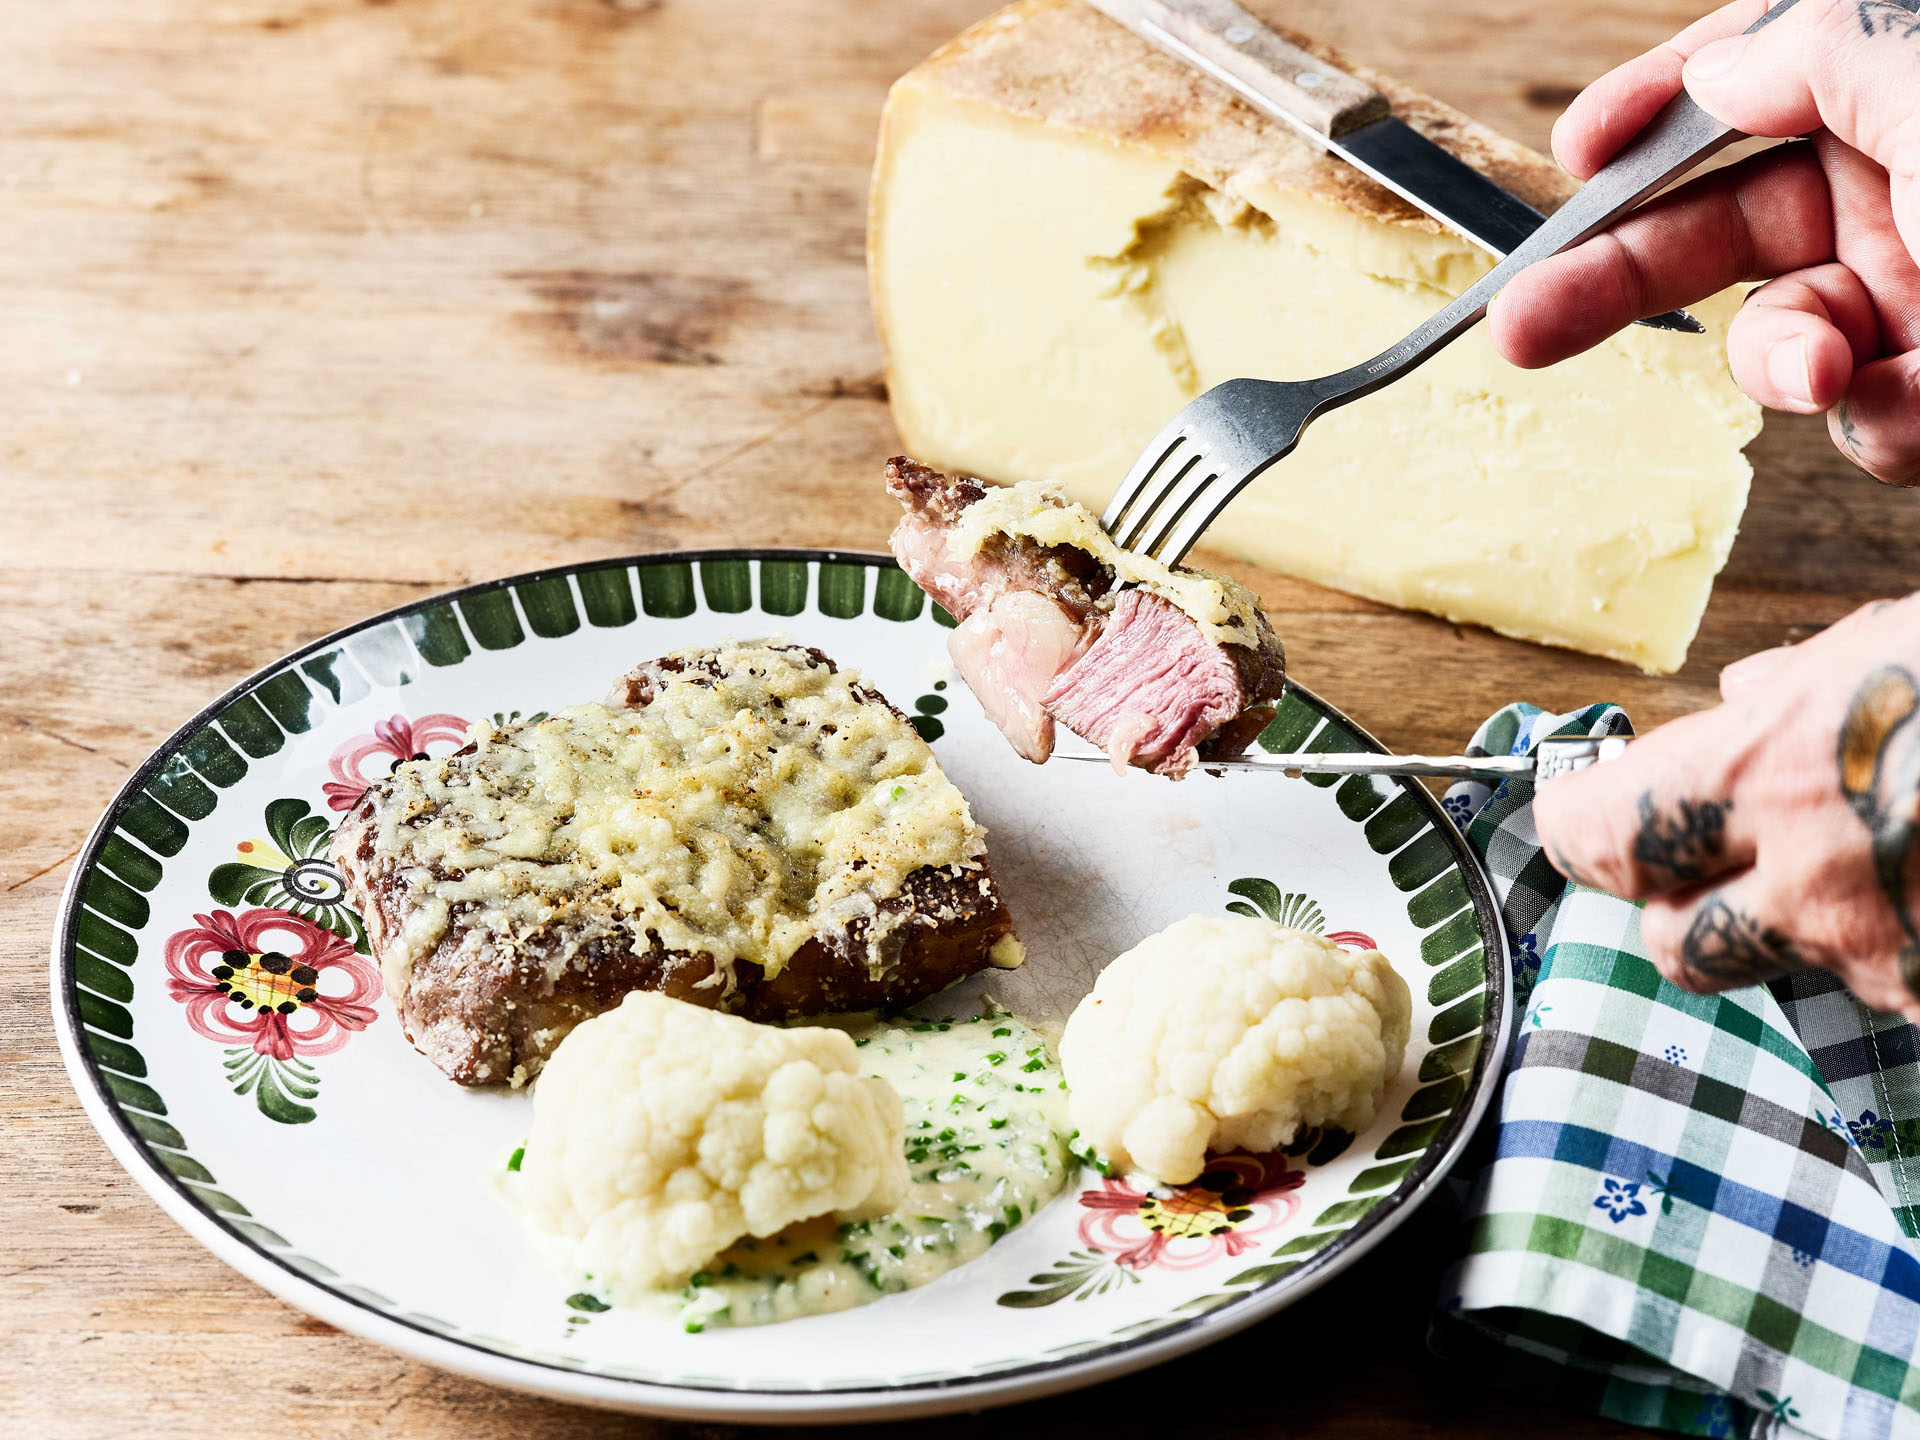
52, 549, 1510, 1422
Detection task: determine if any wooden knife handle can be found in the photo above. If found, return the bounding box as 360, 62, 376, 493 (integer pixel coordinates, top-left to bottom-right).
1088, 0, 1390, 138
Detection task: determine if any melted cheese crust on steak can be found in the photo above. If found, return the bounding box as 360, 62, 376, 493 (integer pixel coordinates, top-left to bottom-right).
332, 641, 1019, 1085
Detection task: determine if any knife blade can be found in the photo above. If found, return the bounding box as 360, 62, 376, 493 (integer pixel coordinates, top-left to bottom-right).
1087, 0, 1703, 334
1049, 734, 1631, 783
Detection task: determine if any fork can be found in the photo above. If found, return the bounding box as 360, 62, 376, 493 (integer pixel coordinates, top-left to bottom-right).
1050, 733, 1630, 784
1101, 0, 1802, 567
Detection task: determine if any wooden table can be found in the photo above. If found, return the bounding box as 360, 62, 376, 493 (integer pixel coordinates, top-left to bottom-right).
4, 1, 1913, 1435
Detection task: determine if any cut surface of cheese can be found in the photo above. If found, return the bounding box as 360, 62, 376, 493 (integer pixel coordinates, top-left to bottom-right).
869, 0, 1764, 673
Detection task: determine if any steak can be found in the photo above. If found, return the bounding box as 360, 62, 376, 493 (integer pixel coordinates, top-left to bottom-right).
886, 457, 1286, 776
332, 642, 1019, 1086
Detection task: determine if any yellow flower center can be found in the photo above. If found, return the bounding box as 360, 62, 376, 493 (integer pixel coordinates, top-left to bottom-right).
213, 949, 320, 1015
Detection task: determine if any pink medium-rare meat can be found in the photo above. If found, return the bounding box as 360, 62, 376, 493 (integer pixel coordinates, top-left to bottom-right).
884, 457, 1287, 777
946, 590, 1092, 763
886, 457, 1111, 625
1043, 589, 1243, 778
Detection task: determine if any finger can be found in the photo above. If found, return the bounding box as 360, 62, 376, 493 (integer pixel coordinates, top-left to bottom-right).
1683, 2, 1920, 258
1720, 598, 1906, 698
1720, 645, 1795, 699
1490, 145, 1833, 369
1534, 706, 1762, 899
1641, 870, 1809, 995
1832, 349, 1920, 486
1725, 263, 1879, 413
1550, 0, 1773, 178
1811, 132, 1920, 354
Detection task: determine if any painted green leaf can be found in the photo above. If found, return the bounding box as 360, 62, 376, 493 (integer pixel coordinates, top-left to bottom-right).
1428, 953, 1485, 1007
215, 695, 284, 759
1256, 692, 1319, 753
85, 1032, 147, 1079
1420, 908, 1483, 967
577, 567, 637, 627
1348, 1157, 1420, 1194
1298, 722, 1364, 788
1310, 1197, 1381, 1227
1363, 794, 1426, 855
252, 670, 319, 733
638, 562, 696, 619
76, 952, 133, 1002
873, 567, 925, 622
1418, 1035, 1482, 1082
1224, 879, 1324, 932
1222, 1261, 1299, 1287
699, 560, 752, 614
75, 909, 137, 966
1389, 831, 1454, 891
147, 757, 217, 821
96, 834, 161, 893
1375, 1117, 1447, 1159
300, 649, 371, 705
102, 1071, 166, 1114
1407, 871, 1472, 928
1335, 774, 1389, 821
1429, 993, 1486, 1046
118, 794, 188, 857
817, 563, 866, 619
458, 590, 526, 650
78, 990, 134, 1039
402, 604, 471, 667
1401, 1074, 1466, 1121
759, 559, 808, 616
84, 870, 149, 929
515, 577, 580, 638
1273, 1229, 1342, 1257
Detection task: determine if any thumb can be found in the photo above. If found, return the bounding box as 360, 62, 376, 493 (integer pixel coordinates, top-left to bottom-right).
1681, 3, 1920, 250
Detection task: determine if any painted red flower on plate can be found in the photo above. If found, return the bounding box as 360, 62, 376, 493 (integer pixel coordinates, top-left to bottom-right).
322, 712, 469, 812
165, 907, 379, 1060
1077, 1150, 1304, 1271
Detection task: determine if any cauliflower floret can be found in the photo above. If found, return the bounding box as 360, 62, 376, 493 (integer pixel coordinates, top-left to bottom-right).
1060, 915, 1411, 1186
510, 992, 907, 1301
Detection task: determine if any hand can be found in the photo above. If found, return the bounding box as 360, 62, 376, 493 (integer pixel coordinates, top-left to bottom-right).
1487, 0, 1920, 485
1534, 595, 1920, 1020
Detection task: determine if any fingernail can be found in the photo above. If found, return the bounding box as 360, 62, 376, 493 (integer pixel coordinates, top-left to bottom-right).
1766, 334, 1814, 409
1685, 34, 1751, 81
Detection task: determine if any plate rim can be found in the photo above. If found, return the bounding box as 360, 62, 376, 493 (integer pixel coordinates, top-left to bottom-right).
49, 545, 1512, 1422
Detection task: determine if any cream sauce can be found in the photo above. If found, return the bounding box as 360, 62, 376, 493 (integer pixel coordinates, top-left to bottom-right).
669, 1012, 1071, 1330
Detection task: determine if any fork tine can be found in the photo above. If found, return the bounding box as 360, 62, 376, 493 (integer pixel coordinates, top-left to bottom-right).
1157, 467, 1263, 567
1101, 421, 1193, 537
1135, 458, 1222, 561
1112, 444, 1206, 552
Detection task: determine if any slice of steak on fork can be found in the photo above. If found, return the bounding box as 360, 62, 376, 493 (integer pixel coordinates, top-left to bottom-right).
885, 457, 1285, 776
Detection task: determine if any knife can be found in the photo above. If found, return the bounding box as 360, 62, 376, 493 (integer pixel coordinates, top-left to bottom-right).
1050, 733, 1632, 783
1086, 0, 1702, 334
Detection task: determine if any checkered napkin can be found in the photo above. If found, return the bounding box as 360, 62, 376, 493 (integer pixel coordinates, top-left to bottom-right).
1431, 703, 1920, 1440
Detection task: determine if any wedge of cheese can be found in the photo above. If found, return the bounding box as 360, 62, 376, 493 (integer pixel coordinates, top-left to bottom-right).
869, 0, 1763, 673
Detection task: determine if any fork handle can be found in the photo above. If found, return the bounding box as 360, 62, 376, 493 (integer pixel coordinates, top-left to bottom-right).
1089, 0, 1389, 138
1305, 0, 1802, 414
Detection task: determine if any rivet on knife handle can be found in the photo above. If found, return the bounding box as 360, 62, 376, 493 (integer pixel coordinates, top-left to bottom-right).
1094, 0, 1390, 138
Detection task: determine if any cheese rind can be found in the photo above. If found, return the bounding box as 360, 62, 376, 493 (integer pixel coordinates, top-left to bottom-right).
870, 0, 1763, 673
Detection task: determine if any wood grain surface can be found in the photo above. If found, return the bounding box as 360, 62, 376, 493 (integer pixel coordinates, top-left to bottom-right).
4, 2, 1914, 1436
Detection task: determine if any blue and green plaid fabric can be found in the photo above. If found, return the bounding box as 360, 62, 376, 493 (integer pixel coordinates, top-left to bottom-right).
1433, 704, 1920, 1440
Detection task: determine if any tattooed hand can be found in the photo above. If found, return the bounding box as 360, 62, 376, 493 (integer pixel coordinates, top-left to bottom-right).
1535, 595, 1920, 1018
1488, 0, 1920, 486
